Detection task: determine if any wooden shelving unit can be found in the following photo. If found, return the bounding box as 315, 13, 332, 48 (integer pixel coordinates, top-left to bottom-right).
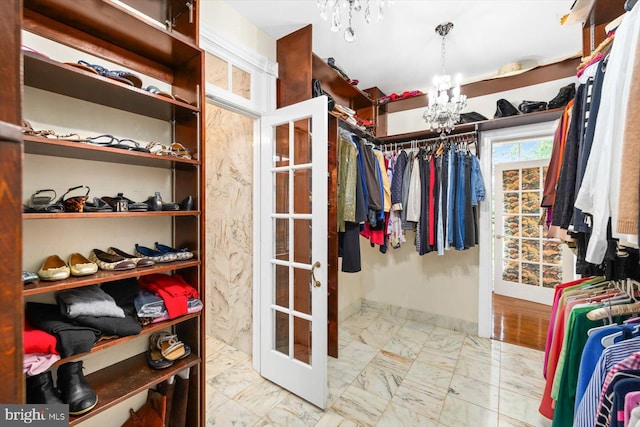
20, 0, 205, 425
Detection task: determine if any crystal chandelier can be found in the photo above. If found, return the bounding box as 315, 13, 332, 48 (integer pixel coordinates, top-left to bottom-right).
317, 0, 392, 43
423, 22, 467, 135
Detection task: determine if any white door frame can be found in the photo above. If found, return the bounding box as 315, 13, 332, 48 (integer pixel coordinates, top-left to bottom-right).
477, 121, 559, 338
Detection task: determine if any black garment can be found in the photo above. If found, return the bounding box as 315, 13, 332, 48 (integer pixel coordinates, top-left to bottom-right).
390, 151, 408, 206
102, 278, 139, 316
418, 153, 431, 255
340, 222, 362, 272
73, 313, 141, 337
442, 149, 449, 242
354, 147, 367, 223
553, 84, 586, 229
463, 155, 475, 249
26, 302, 100, 358
360, 141, 383, 212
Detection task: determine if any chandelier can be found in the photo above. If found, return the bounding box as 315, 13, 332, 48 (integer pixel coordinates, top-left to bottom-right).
317, 0, 392, 43
423, 22, 467, 135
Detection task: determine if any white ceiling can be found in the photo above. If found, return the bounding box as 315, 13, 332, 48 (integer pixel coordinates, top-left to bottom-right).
222, 0, 583, 95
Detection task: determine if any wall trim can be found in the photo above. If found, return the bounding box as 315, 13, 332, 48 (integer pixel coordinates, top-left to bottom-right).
477, 121, 559, 338
200, 27, 278, 77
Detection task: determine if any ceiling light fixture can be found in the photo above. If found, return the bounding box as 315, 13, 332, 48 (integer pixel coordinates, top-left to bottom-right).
317, 0, 393, 43
423, 22, 467, 135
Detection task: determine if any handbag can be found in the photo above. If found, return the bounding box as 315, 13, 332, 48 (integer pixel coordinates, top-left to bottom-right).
518, 100, 548, 114
459, 111, 488, 123
494, 99, 519, 118
547, 83, 576, 110
312, 79, 336, 111
121, 389, 165, 427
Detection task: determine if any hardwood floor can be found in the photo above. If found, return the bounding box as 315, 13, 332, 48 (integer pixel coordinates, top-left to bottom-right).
491, 293, 552, 351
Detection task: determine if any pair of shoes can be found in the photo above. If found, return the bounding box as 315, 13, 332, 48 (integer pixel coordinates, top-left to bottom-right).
107, 247, 155, 268
146, 331, 191, 370
135, 244, 178, 263
146, 142, 193, 159
38, 253, 98, 281
26, 361, 97, 416
70, 60, 143, 88
89, 249, 136, 271
102, 193, 148, 212
144, 192, 178, 211
155, 242, 194, 261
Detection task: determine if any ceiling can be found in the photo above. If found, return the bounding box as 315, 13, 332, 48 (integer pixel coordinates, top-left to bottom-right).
222, 0, 583, 95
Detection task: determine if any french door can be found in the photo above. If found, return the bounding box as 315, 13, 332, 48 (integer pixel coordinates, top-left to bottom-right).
258, 96, 328, 408
493, 160, 571, 305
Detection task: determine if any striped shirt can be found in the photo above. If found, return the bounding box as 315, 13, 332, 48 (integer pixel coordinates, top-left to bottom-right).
574, 347, 640, 427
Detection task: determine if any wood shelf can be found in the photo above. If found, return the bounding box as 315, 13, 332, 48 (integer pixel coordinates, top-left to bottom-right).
23, 135, 199, 168
23, 210, 200, 220
23, 260, 200, 296
23, 52, 199, 122
23, 0, 201, 70
312, 54, 373, 110
68, 352, 200, 426
378, 108, 565, 144
54, 313, 201, 365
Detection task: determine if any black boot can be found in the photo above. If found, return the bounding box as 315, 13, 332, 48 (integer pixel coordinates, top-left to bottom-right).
57, 361, 98, 416
26, 371, 63, 404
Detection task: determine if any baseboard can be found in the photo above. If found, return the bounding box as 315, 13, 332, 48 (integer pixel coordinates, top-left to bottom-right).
360, 299, 478, 336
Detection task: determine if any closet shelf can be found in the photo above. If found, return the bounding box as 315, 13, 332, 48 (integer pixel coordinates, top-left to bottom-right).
52, 313, 201, 366
23, 260, 200, 296
23, 211, 200, 220
312, 54, 373, 110
23, 135, 200, 169
23, 52, 199, 122
68, 352, 200, 426
378, 107, 565, 144
23, 0, 200, 70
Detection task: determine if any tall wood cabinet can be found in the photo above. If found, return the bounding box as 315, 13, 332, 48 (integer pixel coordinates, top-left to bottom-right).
19, 0, 205, 425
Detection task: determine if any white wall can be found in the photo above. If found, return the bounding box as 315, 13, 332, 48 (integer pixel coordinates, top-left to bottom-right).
200, 0, 276, 61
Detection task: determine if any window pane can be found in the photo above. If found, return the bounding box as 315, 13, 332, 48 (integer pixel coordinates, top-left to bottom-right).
232, 65, 251, 100
205, 53, 228, 90
492, 143, 519, 163
502, 170, 519, 191
521, 140, 553, 161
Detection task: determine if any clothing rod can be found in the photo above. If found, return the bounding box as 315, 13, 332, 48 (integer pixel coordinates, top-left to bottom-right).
379, 130, 478, 147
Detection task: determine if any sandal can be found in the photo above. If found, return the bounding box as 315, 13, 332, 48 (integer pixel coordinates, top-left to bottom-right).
84, 197, 113, 212
146, 141, 176, 157
150, 331, 185, 361
170, 142, 192, 159
23, 189, 64, 213
58, 185, 91, 213
22, 120, 84, 141
77, 61, 143, 87
144, 85, 175, 100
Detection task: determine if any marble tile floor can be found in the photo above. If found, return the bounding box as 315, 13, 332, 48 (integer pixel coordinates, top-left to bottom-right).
205, 308, 552, 426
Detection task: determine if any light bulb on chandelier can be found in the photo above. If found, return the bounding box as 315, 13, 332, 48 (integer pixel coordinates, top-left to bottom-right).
423, 22, 467, 135
317, 0, 393, 43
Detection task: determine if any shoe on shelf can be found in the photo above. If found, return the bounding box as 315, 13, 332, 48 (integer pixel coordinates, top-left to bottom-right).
107, 247, 155, 268
68, 253, 98, 276
143, 192, 163, 211
155, 242, 194, 261
89, 249, 136, 271
57, 361, 98, 416
149, 331, 190, 361
135, 244, 178, 263
26, 370, 64, 404
178, 195, 193, 211
22, 271, 39, 284
37, 255, 70, 281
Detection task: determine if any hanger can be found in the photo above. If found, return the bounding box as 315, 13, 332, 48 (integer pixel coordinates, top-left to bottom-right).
601, 323, 640, 347
587, 301, 640, 321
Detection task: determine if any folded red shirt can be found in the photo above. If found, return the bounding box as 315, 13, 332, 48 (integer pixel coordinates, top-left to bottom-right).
24, 320, 59, 355
138, 273, 199, 319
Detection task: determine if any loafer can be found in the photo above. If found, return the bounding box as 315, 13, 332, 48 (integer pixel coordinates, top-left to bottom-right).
155, 242, 194, 261
107, 247, 155, 268
68, 253, 98, 276
38, 255, 70, 281
135, 244, 178, 263
89, 249, 136, 271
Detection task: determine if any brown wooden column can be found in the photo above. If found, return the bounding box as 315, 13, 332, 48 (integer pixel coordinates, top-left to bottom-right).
0, 0, 23, 404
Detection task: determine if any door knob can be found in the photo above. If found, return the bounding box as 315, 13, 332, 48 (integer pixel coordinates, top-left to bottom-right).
311, 261, 321, 288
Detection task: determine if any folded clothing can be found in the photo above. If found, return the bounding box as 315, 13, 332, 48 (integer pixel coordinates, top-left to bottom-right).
56, 284, 125, 319
26, 302, 100, 358
24, 353, 60, 376
101, 278, 140, 316
149, 299, 203, 324
138, 274, 199, 319
135, 290, 202, 318
73, 313, 141, 337
24, 320, 58, 355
